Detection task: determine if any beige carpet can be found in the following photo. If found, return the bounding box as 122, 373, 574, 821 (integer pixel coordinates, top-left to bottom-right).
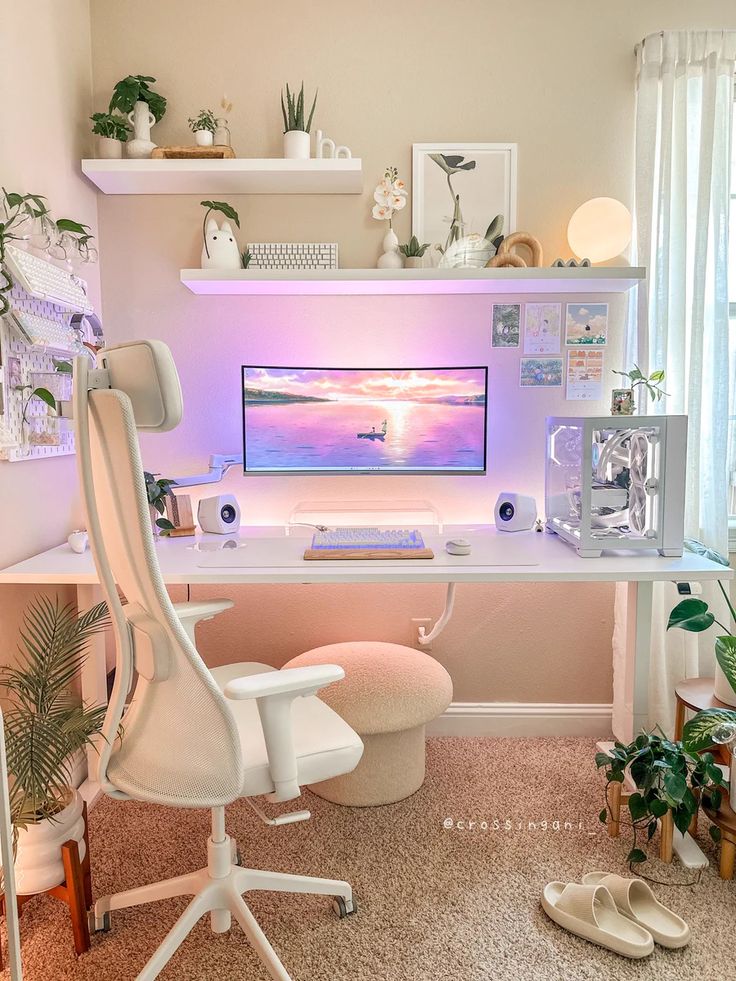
5, 738, 736, 980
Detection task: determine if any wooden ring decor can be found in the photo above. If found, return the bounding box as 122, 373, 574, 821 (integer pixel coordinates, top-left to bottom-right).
486, 253, 526, 269
497, 231, 544, 268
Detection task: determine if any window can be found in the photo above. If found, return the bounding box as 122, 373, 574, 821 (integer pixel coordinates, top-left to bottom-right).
729, 97, 736, 543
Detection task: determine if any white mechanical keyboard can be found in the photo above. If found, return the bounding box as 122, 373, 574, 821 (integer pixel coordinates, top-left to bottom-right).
3, 244, 93, 313
248, 242, 338, 270
311, 527, 426, 550
10, 310, 78, 353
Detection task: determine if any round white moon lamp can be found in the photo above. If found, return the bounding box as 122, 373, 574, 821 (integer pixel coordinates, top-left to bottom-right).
567, 197, 632, 263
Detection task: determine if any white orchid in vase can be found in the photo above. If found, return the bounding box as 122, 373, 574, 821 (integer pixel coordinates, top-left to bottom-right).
372, 166, 407, 268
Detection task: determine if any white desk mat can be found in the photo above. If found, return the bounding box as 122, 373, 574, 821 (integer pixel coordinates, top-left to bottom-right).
195, 532, 540, 567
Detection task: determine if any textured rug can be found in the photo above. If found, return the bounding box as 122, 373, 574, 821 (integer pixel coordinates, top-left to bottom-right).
5, 738, 736, 980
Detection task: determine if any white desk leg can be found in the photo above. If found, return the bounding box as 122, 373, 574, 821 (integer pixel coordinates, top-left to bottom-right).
613, 580, 653, 742
78, 582, 107, 804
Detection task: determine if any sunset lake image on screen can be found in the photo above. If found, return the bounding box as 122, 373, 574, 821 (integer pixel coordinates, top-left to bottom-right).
242, 367, 487, 473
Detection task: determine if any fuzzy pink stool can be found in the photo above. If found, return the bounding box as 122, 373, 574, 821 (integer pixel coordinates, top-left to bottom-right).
284, 642, 452, 806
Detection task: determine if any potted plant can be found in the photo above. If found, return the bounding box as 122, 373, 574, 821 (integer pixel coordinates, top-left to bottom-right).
144, 471, 177, 536
108, 75, 167, 159
596, 729, 726, 865
280, 82, 317, 159
611, 365, 667, 415
188, 108, 217, 147
90, 111, 131, 159
2, 596, 109, 894
399, 235, 430, 269
372, 166, 407, 268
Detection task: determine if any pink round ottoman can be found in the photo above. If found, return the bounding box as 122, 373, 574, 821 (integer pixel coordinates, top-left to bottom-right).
284, 642, 452, 806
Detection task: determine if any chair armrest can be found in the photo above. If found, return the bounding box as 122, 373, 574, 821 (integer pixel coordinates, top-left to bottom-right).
224, 665, 345, 802
223, 664, 344, 700
173, 599, 234, 644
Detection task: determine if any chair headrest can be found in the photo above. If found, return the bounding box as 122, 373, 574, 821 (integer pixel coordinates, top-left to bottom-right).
97, 340, 182, 432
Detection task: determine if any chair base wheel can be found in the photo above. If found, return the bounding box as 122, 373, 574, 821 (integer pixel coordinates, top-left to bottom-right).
333, 895, 357, 918
90, 909, 112, 933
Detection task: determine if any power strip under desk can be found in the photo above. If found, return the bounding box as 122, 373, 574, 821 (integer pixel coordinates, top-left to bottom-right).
303, 547, 435, 560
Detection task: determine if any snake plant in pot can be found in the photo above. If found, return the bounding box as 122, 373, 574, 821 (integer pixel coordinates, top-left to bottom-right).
1, 597, 109, 894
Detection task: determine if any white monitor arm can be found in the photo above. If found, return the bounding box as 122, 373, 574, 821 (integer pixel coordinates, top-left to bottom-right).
172, 453, 243, 487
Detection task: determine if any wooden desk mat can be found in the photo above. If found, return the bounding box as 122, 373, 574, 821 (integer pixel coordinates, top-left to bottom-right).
303, 547, 435, 561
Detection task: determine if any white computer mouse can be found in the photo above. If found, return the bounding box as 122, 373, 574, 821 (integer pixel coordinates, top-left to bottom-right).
445, 538, 471, 556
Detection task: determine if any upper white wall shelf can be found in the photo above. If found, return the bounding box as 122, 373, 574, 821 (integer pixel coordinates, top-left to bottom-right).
81, 158, 363, 195
180, 266, 645, 297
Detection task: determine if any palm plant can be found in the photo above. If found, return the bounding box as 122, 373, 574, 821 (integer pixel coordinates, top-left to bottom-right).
1, 597, 109, 829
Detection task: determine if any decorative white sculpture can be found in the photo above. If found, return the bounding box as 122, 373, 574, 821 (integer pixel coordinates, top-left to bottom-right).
315, 129, 352, 160
201, 219, 241, 270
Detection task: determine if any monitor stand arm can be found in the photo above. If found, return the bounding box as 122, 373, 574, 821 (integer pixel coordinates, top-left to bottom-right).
172, 453, 243, 488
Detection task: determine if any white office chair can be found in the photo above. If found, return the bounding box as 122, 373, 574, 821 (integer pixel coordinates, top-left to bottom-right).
73, 340, 363, 981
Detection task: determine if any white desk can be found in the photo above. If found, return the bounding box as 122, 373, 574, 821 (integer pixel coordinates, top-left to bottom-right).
0, 525, 730, 797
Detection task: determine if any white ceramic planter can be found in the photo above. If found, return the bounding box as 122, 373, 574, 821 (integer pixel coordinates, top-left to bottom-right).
283, 130, 310, 159
714, 666, 736, 707
127, 100, 157, 158
96, 136, 123, 159
194, 130, 214, 147
13, 790, 86, 895
377, 228, 403, 270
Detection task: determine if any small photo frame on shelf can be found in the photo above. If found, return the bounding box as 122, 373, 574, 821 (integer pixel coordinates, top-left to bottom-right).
412, 143, 517, 266
491, 303, 521, 348
520, 357, 563, 388
565, 302, 609, 346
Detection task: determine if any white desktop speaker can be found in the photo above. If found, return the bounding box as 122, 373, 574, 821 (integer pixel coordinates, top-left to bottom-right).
197, 494, 241, 534
494, 492, 537, 532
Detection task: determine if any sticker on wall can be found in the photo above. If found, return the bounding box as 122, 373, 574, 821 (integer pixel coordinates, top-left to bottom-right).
565, 302, 608, 346
523, 302, 561, 354
566, 348, 604, 400
520, 357, 563, 388
491, 303, 521, 348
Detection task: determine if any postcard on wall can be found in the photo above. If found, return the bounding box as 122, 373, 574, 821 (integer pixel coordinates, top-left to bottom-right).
519, 357, 563, 388
565, 302, 609, 346
523, 302, 561, 354
566, 348, 604, 401
491, 303, 521, 348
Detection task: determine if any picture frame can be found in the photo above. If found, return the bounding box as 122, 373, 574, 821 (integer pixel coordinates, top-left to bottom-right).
412, 143, 517, 266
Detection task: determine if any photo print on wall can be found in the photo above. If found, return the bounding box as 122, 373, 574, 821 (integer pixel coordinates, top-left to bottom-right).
519, 357, 563, 388
565, 302, 609, 346
524, 302, 561, 355
491, 303, 521, 347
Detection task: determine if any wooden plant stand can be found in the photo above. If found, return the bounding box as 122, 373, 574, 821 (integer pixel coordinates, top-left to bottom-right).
674, 677, 732, 765
703, 795, 736, 880
0, 802, 92, 966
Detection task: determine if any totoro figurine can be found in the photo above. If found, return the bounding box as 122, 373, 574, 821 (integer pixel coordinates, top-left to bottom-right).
201, 218, 241, 269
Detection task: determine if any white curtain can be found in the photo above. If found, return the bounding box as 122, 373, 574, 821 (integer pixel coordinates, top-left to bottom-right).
614, 30, 736, 735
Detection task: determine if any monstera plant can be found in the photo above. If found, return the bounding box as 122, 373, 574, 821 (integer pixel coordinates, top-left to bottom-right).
668, 541, 736, 752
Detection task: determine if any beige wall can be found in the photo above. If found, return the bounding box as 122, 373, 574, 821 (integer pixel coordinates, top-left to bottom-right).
0, 1, 99, 657
85, 0, 736, 706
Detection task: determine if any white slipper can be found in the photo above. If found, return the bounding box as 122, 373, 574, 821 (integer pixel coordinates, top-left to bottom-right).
581, 872, 690, 948
542, 882, 654, 958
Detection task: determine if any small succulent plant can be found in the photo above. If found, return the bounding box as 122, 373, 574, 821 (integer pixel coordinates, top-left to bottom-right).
399, 235, 430, 258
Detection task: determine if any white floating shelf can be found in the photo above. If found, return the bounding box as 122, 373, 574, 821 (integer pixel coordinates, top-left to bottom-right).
81, 158, 363, 195
180, 266, 645, 297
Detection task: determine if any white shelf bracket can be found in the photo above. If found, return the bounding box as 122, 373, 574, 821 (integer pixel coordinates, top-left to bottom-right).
417, 582, 456, 646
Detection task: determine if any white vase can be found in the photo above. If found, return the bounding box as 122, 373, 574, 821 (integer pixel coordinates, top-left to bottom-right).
12, 790, 86, 895
715, 666, 736, 707
97, 136, 123, 159
195, 130, 214, 147
377, 228, 404, 270
283, 130, 310, 160
126, 100, 157, 158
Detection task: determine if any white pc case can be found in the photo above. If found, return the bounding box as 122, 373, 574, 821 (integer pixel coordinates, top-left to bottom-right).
545, 415, 687, 557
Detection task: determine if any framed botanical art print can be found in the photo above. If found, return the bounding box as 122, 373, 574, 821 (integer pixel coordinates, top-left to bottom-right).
412, 143, 517, 266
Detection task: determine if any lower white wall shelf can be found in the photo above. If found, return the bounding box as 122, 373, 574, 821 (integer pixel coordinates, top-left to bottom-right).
180, 266, 645, 297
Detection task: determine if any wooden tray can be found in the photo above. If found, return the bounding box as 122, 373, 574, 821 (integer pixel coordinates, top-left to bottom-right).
303, 548, 434, 561
151, 146, 236, 159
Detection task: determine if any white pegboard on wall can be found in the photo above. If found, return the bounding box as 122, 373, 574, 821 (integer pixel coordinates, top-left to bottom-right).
0, 279, 79, 462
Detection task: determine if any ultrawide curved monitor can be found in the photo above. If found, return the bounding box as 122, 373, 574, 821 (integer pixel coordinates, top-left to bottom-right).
242, 366, 488, 475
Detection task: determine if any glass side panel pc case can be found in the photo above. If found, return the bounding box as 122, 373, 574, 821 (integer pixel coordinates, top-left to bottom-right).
545, 415, 687, 557
242, 366, 488, 475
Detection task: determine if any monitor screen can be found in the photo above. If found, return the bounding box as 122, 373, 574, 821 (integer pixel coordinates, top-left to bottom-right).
242, 366, 488, 475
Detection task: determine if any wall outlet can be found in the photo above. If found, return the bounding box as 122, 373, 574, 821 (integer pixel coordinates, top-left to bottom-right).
411, 617, 433, 651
